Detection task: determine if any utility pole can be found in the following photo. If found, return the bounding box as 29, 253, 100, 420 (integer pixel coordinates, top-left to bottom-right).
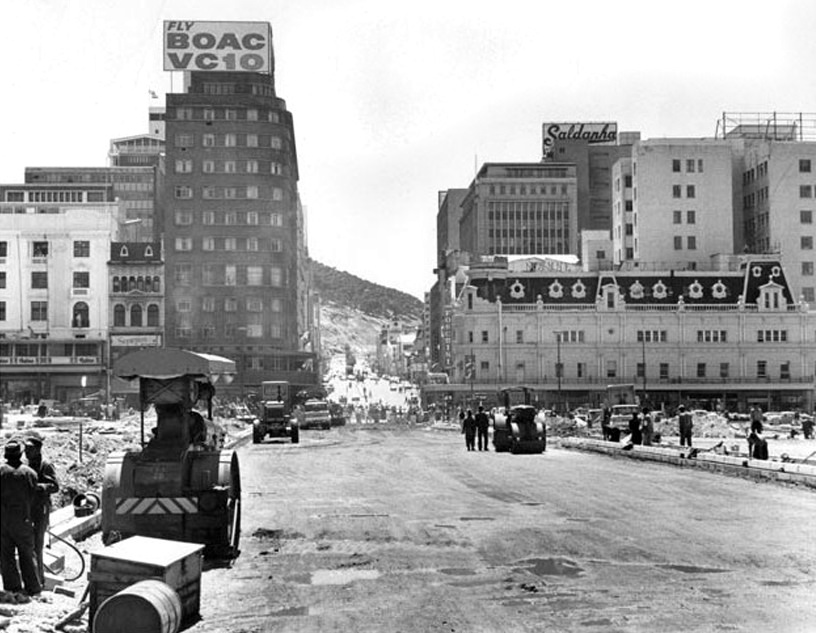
556, 332, 562, 413
641, 337, 647, 405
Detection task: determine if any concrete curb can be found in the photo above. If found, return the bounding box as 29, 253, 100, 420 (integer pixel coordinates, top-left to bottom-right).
50, 504, 102, 541
560, 437, 816, 489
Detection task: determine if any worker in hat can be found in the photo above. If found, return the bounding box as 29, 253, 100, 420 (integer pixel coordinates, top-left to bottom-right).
23, 431, 59, 585
677, 405, 693, 448
0, 439, 41, 596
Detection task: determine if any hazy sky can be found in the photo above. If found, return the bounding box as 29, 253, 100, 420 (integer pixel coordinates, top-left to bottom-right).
3, 0, 816, 298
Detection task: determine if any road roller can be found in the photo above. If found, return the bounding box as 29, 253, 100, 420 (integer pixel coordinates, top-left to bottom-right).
493, 386, 546, 454
102, 349, 241, 559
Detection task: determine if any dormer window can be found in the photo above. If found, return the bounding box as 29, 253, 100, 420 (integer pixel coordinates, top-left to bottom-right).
144, 245, 154, 258
119, 245, 129, 257
758, 284, 785, 311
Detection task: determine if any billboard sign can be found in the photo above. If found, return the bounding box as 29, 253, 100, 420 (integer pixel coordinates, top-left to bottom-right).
164, 21, 273, 73
542, 122, 618, 158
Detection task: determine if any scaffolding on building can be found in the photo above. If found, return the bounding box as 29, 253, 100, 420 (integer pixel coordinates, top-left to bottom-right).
716, 112, 816, 142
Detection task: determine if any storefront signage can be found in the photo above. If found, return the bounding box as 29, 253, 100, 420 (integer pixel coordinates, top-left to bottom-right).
111, 334, 162, 347
164, 21, 273, 73
542, 122, 618, 158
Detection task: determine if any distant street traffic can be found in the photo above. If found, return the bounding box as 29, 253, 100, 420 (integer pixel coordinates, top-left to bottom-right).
195, 424, 816, 633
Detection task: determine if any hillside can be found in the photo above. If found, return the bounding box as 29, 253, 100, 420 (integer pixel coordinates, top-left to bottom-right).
310, 259, 424, 357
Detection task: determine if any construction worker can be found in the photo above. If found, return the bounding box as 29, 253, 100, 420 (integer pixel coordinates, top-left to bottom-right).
678, 405, 693, 447
0, 439, 41, 596
461, 409, 477, 451
23, 431, 59, 585
475, 405, 490, 451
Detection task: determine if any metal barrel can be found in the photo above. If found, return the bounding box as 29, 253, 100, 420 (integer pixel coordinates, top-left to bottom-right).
93, 579, 182, 633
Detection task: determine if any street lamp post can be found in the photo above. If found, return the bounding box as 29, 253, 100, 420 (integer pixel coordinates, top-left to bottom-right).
641, 337, 647, 404
556, 332, 562, 413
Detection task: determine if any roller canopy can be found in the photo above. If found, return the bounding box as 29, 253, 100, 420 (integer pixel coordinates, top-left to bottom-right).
114, 349, 236, 381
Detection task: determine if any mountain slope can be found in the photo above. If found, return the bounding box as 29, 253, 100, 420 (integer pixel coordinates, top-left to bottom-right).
310, 259, 423, 357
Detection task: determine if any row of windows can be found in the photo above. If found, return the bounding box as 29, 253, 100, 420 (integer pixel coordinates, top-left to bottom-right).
487, 183, 570, 197
461, 328, 794, 345
173, 264, 284, 287
673, 210, 697, 224
175, 159, 284, 175
464, 359, 795, 381
3, 190, 105, 203
487, 203, 570, 220
743, 161, 769, 185
180, 297, 283, 313
174, 185, 285, 201
0, 241, 91, 259
673, 235, 697, 250
613, 175, 633, 192
173, 106, 281, 123
672, 158, 705, 173
0, 301, 92, 327
112, 276, 161, 293
173, 133, 284, 149
173, 322, 283, 340
112, 304, 160, 327
0, 342, 100, 357
174, 210, 284, 226
7, 271, 91, 290
174, 237, 282, 252
672, 184, 696, 199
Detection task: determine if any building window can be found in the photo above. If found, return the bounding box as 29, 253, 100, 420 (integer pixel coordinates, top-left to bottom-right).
800, 159, 812, 173
174, 211, 193, 225
468, 331, 474, 344
225, 108, 237, 121
247, 266, 263, 286
672, 159, 681, 172
203, 134, 215, 147
174, 237, 193, 251
32, 241, 48, 257
247, 108, 259, 121
696, 363, 706, 378
270, 266, 283, 287
174, 186, 193, 199
31, 301, 48, 321
225, 298, 238, 312
802, 210, 813, 224
757, 360, 767, 378
800, 185, 812, 198
605, 360, 617, 378
73, 241, 90, 257
686, 159, 695, 173
481, 330, 489, 343
202, 160, 215, 173
802, 262, 814, 276
202, 297, 216, 312
175, 159, 193, 173
673, 210, 682, 224
0, 241, 6, 257
272, 187, 284, 201
674, 236, 683, 250
636, 363, 645, 378
780, 361, 791, 380
687, 210, 696, 224
672, 185, 682, 198
270, 136, 282, 149
129, 304, 142, 327
577, 362, 586, 378
246, 160, 259, 174
659, 363, 669, 380
515, 330, 523, 344
687, 236, 697, 250
698, 159, 704, 173
174, 134, 194, 148
72, 302, 90, 328
246, 133, 259, 147
31, 272, 48, 289
803, 288, 814, 302
224, 160, 236, 173
202, 211, 215, 225
174, 264, 192, 286
686, 185, 696, 198
802, 236, 814, 250
113, 304, 125, 327
73, 272, 90, 288
0, 272, 5, 289
147, 304, 159, 326
225, 133, 237, 147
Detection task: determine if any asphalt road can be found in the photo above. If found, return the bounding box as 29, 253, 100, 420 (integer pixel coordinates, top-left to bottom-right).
191, 424, 816, 633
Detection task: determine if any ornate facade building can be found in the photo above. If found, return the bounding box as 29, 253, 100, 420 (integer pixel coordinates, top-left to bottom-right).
441, 256, 815, 413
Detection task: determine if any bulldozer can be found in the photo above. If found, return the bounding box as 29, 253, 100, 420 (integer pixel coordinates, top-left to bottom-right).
101, 349, 241, 559
493, 386, 546, 454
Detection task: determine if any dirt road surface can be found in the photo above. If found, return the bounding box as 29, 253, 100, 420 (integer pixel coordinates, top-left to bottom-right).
192, 425, 816, 633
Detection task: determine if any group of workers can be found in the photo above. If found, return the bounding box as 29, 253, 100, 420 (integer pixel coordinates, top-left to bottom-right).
0, 431, 59, 598
459, 406, 491, 451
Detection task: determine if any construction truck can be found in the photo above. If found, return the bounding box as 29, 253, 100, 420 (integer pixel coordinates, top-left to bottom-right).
493, 386, 546, 454
604, 383, 640, 441
102, 349, 241, 559
253, 380, 300, 444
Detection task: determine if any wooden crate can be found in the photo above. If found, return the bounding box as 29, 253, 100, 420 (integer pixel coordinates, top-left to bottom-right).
88, 536, 204, 626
